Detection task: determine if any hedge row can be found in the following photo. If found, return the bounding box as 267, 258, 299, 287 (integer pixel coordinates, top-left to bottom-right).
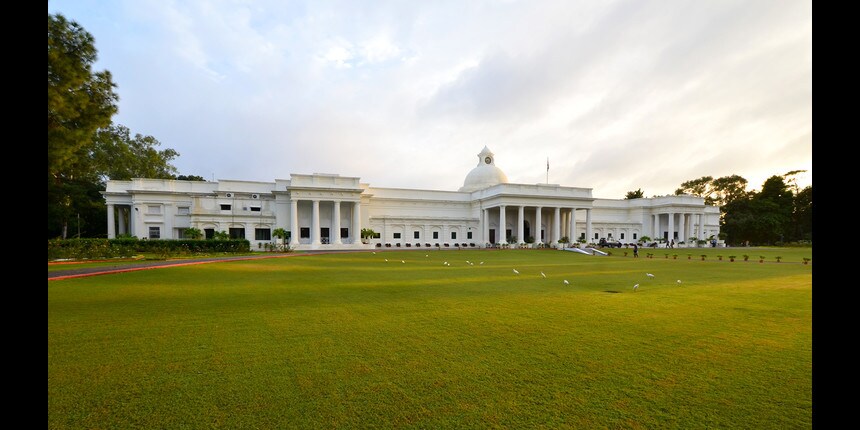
48, 238, 251, 260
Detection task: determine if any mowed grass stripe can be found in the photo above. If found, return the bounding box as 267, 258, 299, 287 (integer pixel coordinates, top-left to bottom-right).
49, 249, 811, 429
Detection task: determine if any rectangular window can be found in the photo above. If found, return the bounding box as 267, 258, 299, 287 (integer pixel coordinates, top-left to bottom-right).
580, 233, 585, 240
250, 206, 261, 212
633, 233, 638, 239
177, 206, 190, 215
229, 228, 245, 239
300, 227, 310, 238
620, 233, 625, 239
594, 233, 599, 239
205, 228, 215, 239
393, 232, 401, 239
467, 232, 473, 239
414, 231, 420, 239
506, 229, 512, 240
255, 228, 271, 240
608, 233, 613, 238
220, 204, 231, 211
148, 226, 160, 239
433, 232, 439, 239
372, 232, 381, 239
451, 232, 457, 240
176, 228, 187, 239
147, 205, 161, 215
341, 228, 349, 238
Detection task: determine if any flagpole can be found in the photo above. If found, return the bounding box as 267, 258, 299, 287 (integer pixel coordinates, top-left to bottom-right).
546, 157, 549, 184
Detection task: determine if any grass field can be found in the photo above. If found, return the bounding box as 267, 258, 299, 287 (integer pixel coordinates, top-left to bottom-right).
48, 248, 812, 428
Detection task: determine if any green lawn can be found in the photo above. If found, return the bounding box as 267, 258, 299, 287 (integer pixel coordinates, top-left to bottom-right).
48, 248, 812, 429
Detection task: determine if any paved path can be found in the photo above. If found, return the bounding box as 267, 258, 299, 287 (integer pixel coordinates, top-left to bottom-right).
48, 251, 359, 281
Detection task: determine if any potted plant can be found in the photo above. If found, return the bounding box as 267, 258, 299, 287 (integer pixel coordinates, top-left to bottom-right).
729, 255, 736, 262
775, 256, 782, 263
717, 255, 723, 261
802, 257, 811, 265
672, 254, 677, 259
743, 254, 749, 262
759, 256, 766, 263
700, 254, 706, 261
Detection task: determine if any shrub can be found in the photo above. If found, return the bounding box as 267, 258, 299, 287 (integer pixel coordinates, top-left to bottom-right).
759, 256, 766, 263
700, 254, 706, 261
802, 257, 811, 265
717, 255, 723, 261
672, 254, 678, 259
775, 256, 782, 263
743, 255, 749, 261
47, 238, 251, 260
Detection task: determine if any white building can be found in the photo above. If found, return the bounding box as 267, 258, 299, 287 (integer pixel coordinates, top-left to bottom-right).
102, 147, 720, 249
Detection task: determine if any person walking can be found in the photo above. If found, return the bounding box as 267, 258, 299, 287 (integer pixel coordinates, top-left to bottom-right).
633, 243, 639, 258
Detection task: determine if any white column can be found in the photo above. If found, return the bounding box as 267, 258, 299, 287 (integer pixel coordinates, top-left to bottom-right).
483, 209, 490, 246
553, 207, 561, 245
290, 199, 299, 246
678, 214, 686, 245
697, 213, 704, 240
586, 209, 593, 244
498, 205, 506, 244
534, 206, 542, 243
569, 208, 577, 244
311, 200, 321, 245
352, 201, 361, 244
653, 214, 659, 240
118, 207, 126, 235
107, 204, 116, 239
668, 212, 675, 243
517, 206, 525, 244
442, 224, 449, 245
332, 201, 342, 245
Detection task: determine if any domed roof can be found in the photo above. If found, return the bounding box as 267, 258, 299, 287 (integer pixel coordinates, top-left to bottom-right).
459, 146, 509, 192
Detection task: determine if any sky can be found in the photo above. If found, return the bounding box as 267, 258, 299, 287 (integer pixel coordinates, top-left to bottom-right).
48, 0, 811, 199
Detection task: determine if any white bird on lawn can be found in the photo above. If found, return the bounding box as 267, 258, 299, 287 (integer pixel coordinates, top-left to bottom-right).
646, 273, 655, 278
480, 262, 484, 265
401, 260, 405, 264
425, 255, 429, 257
563, 280, 570, 285
513, 269, 520, 275
466, 261, 471, 264
540, 271, 546, 278
372, 252, 376, 254
384, 259, 388, 262
677, 279, 682, 285
633, 283, 639, 291
443, 261, 448, 265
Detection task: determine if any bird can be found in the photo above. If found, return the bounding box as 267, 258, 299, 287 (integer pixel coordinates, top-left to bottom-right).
540, 271, 546, 278
677, 280, 682, 285
469, 262, 474, 265
633, 283, 639, 291
384, 259, 388, 262
513, 269, 520, 275
646, 273, 655, 278
401, 260, 405, 263
443, 261, 448, 265
425, 255, 429, 257
372, 252, 376, 254
466, 260, 471, 264
563, 280, 570, 285
479, 262, 484, 265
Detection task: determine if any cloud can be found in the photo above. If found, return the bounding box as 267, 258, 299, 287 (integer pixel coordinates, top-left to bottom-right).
48, 0, 811, 198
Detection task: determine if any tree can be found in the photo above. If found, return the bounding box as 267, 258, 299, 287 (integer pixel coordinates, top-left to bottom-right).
184, 227, 203, 240
176, 175, 207, 181
90, 124, 179, 180
47, 14, 181, 239
625, 188, 644, 199
675, 176, 714, 202
793, 185, 812, 241
48, 14, 118, 179
361, 228, 377, 241
212, 231, 230, 240
48, 13, 118, 238
272, 228, 289, 251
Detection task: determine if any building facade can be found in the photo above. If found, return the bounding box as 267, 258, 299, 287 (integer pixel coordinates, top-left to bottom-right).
102, 147, 721, 249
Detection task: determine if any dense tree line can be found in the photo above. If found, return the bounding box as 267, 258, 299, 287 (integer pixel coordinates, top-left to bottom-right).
675, 172, 812, 245
48, 14, 200, 238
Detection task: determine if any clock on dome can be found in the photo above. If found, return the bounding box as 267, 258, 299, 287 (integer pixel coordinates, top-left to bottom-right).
485, 156, 492, 164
